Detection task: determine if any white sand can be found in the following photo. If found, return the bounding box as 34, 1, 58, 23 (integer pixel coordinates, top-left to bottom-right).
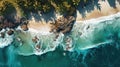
28, 0, 120, 32
28, 17, 52, 35
76, 0, 120, 21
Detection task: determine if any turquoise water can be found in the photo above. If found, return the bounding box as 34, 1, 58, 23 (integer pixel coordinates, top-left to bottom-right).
1, 14, 120, 67
18, 51, 72, 67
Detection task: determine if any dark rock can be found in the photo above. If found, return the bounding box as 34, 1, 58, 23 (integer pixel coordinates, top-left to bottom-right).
0, 16, 24, 30
0, 32, 5, 38
20, 24, 28, 31
0, 28, 2, 31
0, 16, 4, 23
52, 16, 75, 34
32, 36, 39, 43
7, 29, 14, 35
35, 44, 41, 49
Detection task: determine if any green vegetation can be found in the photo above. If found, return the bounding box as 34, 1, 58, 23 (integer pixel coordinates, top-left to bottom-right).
0, 0, 23, 17
0, 0, 89, 17
0, 1, 14, 15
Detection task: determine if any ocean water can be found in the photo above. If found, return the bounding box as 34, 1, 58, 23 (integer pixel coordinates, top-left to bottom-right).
0, 13, 120, 67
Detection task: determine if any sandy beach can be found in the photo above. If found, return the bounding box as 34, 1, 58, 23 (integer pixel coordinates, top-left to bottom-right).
76, 0, 120, 20
28, 17, 52, 35
1, 1, 120, 67
27, 0, 120, 32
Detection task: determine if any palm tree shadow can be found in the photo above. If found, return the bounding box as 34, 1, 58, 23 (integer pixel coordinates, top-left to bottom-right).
31, 0, 120, 22
30, 10, 56, 23
77, 0, 119, 18
107, 0, 116, 8
77, 0, 101, 18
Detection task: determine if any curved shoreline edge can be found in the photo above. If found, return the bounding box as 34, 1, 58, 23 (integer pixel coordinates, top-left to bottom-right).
16, 12, 120, 56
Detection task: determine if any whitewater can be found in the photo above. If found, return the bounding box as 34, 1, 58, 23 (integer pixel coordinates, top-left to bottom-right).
0, 12, 120, 56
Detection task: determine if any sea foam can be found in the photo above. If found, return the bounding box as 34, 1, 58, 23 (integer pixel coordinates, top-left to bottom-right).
0, 29, 14, 48
72, 12, 120, 50
1, 12, 120, 56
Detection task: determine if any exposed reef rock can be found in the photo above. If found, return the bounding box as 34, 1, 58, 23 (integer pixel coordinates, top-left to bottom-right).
7, 29, 14, 35
20, 18, 29, 31
32, 36, 39, 43
0, 16, 17, 29
0, 16, 29, 31
51, 16, 75, 34
20, 24, 28, 31
0, 15, 75, 33
0, 32, 5, 38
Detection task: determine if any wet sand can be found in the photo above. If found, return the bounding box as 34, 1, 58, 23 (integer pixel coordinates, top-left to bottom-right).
28, 18, 52, 35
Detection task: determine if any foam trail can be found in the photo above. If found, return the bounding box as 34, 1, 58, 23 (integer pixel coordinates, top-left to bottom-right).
72, 12, 120, 50
7, 45, 21, 67
6, 12, 120, 56
0, 31, 14, 48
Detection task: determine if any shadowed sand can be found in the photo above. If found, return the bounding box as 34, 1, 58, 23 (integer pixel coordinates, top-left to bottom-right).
1, 0, 120, 50
28, 0, 120, 32
76, 0, 120, 20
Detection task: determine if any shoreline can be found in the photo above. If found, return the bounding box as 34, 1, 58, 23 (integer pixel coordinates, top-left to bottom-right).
17, 12, 120, 56
0, 0, 120, 56
28, 12, 120, 34
76, 0, 120, 21
1, 9, 120, 56
27, 0, 120, 31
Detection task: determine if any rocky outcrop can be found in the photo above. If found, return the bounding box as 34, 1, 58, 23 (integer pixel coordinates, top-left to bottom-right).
0, 16, 18, 29
7, 29, 14, 35
51, 16, 75, 34
0, 16, 29, 31
20, 17, 29, 31
0, 32, 5, 38
32, 36, 39, 43
20, 24, 28, 31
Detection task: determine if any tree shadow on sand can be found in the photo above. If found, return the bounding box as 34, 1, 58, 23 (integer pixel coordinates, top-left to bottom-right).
29, 10, 56, 22
10, 0, 119, 23
77, 0, 101, 18
77, 0, 120, 18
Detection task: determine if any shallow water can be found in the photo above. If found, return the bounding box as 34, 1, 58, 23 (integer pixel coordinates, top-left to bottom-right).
0, 13, 120, 67
13, 13, 120, 55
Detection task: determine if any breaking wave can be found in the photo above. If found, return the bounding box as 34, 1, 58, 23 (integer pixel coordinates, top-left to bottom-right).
0, 12, 120, 56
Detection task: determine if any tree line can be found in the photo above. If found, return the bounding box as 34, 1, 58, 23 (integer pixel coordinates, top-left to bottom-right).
0, 0, 88, 16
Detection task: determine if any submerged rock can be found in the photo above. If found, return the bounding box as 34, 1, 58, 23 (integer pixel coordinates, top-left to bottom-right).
0, 28, 2, 31
7, 29, 14, 35
0, 32, 5, 38
35, 44, 41, 50
32, 36, 39, 43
